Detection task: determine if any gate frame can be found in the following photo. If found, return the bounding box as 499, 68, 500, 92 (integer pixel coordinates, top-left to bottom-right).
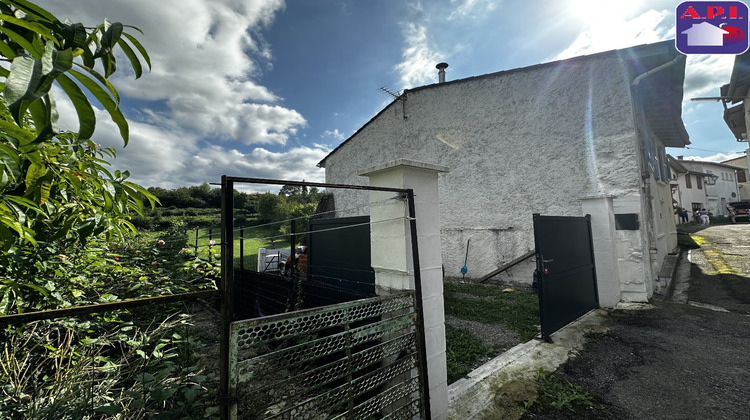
533, 213, 599, 342
218, 175, 431, 419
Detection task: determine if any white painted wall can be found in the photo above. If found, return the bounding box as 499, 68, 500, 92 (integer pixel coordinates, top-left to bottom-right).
324, 50, 680, 304
722, 154, 749, 200
677, 160, 741, 216
674, 172, 707, 214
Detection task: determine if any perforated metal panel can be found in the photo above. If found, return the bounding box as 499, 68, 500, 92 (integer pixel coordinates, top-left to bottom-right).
228, 292, 425, 419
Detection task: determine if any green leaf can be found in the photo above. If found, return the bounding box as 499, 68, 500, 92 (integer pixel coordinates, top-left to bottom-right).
94, 405, 122, 415
36, 41, 74, 96
0, 119, 35, 144
71, 62, 120, 104
68, 68, 129, 145
101, 50, 116, 78
0, 25, 42, 58
55, 74, 95, 139
4, 195, 43, 214
6, 0, 59, 23
121, 31, 151, 71
4, 55, 42, 125
116, 38, 142, 78
24, 162, 46, 189
0, 38, 17, 59
0, 14, 56, 43
81, 42, 94, 68
61, 22, 87, 50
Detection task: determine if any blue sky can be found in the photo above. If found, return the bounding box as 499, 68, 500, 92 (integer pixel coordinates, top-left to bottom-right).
45, 0, 748, 192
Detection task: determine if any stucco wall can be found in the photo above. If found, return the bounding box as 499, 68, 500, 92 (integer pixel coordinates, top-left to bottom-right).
325, 54, 644, 286
677, 160, 741, 216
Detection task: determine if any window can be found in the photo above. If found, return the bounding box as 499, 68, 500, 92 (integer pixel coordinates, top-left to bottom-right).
697, 175, 703, 189
739, 170, 747, 183
685, 174, 692, 188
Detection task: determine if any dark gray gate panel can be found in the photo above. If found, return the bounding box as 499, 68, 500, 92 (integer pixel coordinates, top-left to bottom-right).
308, 216, 375, 296
533, 214, 599, 341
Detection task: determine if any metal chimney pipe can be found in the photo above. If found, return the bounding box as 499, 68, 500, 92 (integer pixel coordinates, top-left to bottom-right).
436, 62, 448, 83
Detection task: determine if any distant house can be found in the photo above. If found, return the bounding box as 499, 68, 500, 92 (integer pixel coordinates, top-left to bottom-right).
670, 156, 742, 216
319, 41, 689, 305
722, 155, 749, 200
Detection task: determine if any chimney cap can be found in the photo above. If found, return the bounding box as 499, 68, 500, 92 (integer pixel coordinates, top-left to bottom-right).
436, 62, 449, 70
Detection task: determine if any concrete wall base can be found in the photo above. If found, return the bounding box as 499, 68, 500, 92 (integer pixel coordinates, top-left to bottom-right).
447, 310, 610, 420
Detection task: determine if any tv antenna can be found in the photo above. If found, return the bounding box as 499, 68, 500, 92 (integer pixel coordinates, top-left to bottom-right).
379, 86, 401, 99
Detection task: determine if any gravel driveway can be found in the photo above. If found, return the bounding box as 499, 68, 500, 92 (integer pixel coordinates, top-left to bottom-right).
529, 223, 750, 419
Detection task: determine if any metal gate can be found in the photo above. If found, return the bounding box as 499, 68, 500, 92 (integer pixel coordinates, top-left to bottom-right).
219, 176, 431, 419
228, 292, 426, 419
533, 214, 599, 342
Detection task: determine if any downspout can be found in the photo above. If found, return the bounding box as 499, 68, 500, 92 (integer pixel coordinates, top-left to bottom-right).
629, 54, 686, 286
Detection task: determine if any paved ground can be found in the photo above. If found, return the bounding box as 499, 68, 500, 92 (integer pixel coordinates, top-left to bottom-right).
528, 223, 750, 419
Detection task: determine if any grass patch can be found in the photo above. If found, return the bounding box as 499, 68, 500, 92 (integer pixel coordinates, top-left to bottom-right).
522, 369, 609, 418
444, 282, 540, 341
445, 324, 495, 384
148, 224, 296, 271
443, 281, 540, 384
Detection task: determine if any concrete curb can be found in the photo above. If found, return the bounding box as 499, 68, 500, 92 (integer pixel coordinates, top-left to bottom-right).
446, 309, 610, 419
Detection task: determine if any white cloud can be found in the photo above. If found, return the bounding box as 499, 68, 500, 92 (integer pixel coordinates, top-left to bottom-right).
679, 152, 746, 163
683, 55, 735, 101
322, 129, 346, 141
394, 23, 444, 89
447, 0, 496, 20
552, 9, 671, 61
41, 0, 329, 191
54, 85, 327, 190
46, 0, 305, 146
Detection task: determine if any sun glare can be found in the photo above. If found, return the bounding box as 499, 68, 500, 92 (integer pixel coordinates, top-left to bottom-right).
569, 0, 644, 26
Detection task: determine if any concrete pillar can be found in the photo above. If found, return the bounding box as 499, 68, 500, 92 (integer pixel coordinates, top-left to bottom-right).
581, 197, 621, 307
359, 159, 449, 420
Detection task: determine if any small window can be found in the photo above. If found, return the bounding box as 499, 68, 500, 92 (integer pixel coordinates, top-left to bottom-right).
738, 170, 747, 183
685, 174, 692, 189
697, 176, 702, 189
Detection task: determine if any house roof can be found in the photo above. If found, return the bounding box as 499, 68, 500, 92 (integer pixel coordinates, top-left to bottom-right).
319, 40, 689, 167
721, 51, 750, 141
677, 159, 744, 171
668, 155, 688, 173
723, 50, 750, 104
722, 154, 748, 169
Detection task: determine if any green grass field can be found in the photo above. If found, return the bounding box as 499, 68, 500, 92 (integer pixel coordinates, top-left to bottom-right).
181, 225, 298, 271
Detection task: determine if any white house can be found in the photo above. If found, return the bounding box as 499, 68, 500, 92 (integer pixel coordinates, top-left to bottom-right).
722, 154, 749, 200
672, 158, 741, 216
318, 41, 689, 305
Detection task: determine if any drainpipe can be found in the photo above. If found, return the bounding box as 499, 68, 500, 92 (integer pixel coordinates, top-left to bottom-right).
629, 54, 686, 280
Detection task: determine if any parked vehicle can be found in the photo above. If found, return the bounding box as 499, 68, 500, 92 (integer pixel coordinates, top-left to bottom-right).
281, 246, 308, 277
257, 248, 290, 273
728, 201, 750, 223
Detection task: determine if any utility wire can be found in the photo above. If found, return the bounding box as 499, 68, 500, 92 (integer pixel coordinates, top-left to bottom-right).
245, 216, 415, 244
683, 146, 747, 155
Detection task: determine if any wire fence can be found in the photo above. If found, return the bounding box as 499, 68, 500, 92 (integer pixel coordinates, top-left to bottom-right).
0, 293, 221, 419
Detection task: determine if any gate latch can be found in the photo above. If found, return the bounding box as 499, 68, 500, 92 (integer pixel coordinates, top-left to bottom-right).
542, 259, 553, 274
